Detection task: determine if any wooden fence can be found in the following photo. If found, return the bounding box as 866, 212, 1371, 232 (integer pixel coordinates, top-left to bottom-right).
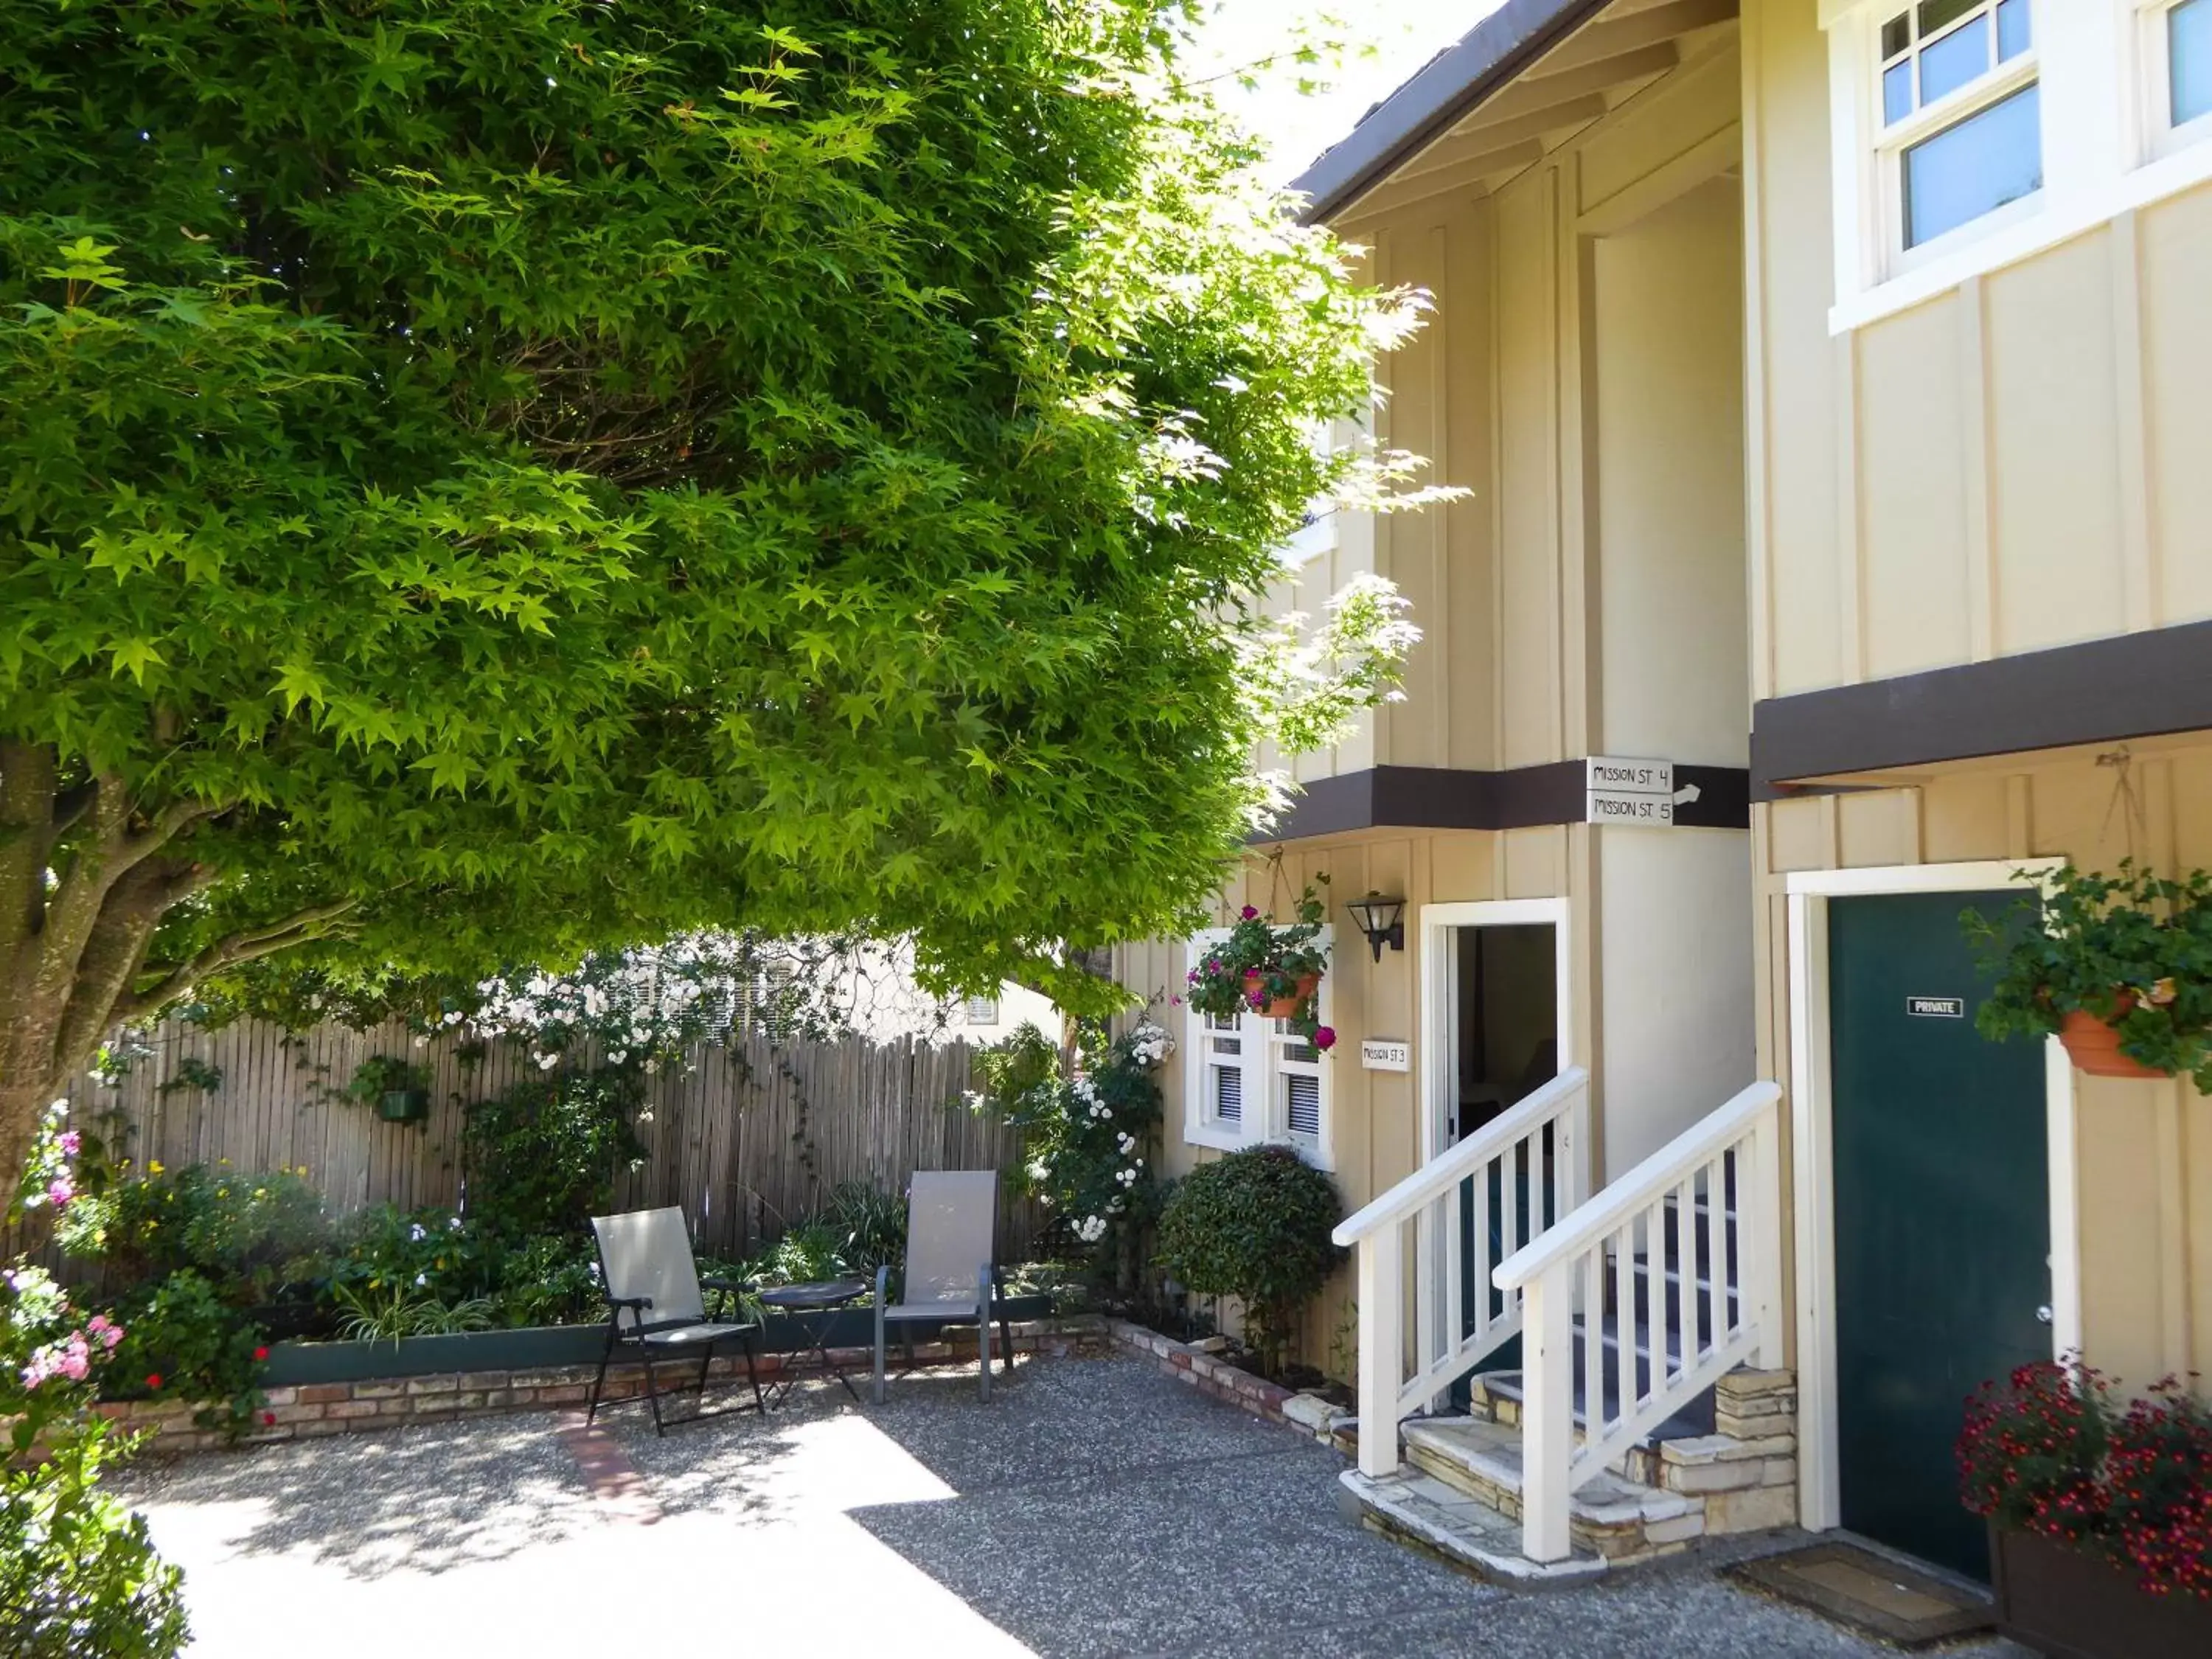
39, 1017, 1039, 1262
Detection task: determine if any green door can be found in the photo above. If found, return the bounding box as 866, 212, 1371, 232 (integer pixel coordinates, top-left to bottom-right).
1829, 891, 2051, 1582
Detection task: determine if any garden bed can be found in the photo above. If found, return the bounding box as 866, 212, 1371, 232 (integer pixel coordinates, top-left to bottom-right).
265, 1295, 1058, 1385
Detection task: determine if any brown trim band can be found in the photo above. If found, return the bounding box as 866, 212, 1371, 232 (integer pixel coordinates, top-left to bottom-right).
1254, 762, 1750, 843
1750, 619, 2212, 792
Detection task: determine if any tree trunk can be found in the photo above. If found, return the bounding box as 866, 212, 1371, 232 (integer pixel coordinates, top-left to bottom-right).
0, 741, 342, 1194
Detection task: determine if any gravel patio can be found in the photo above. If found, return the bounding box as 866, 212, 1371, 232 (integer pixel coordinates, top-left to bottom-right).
121, 1352, 2032, 1658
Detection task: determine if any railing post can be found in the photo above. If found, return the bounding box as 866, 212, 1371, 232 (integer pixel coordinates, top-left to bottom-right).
1747, 1102, 1784, 1369
1519, 1265, 1574, 1564
1356, 1223, 1403, 1479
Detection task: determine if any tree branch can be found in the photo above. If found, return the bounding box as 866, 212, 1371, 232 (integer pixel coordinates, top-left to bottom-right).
110, 897, 360, 1029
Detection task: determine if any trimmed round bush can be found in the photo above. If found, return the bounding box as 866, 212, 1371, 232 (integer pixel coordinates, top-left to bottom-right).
1155, 1145, 1342, 1376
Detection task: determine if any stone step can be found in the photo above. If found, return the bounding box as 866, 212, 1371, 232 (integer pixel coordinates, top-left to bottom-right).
1399, 1416, 1709, 1562
1471, 1363, 1715, 1445
1340, 1465, 1610, 1585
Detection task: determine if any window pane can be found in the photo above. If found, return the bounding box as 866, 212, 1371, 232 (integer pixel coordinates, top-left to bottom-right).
1905, 82, 2041, 248
1285, 1074, 1321, 1138
1918, 0, 1980, 35
1919, 14, 1991, 104
1994, 0, 2028, 61
1885, 60, 1915, 124
2176, 0, 2212, 127
1882, 13, 1911, 60
1211, 1063, 1242, 1124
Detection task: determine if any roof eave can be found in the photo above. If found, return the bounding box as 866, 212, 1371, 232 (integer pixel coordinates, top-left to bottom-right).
1289, 0, 1615, 224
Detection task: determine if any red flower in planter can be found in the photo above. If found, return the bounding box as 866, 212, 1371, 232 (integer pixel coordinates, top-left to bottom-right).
262, 1411, 276, 1427
145, 1373, 162, 1391
1240, 905, 1258, 919
252, 1346, 269, 1362
1314, 1026, 1337, 1051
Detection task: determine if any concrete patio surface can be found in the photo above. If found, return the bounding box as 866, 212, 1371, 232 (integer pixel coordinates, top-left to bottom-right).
119, 1352, 2033, 1658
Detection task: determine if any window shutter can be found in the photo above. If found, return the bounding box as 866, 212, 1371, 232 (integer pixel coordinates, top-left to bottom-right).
1207, 1017, 1248, 1127
1186, 929, 1253, 1142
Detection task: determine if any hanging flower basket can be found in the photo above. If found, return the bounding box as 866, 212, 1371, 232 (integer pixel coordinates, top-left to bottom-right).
1186, 880, 1335, 1049
1963, 862, 2212, 1090
2057, 997, 2167, 1081
1245, 970, 1320, 1020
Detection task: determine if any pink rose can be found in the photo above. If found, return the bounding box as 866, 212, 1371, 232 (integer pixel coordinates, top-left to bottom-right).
56, 1130, 81, 1157
1249, 991, 1267, 1010
1240, 905, 1258, 920
1314, 1026, 1337, 1051
45, 1177, 74, 1210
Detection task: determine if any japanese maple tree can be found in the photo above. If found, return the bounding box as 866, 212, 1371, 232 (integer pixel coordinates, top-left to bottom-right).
0, 0, 1430, 1184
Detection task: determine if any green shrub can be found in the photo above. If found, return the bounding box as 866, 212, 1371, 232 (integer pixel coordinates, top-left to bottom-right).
981, 1019, 1168, 1290
1, 1266, 189, 1658
492, 1234, 603, 1328
106, 1270, 268, 1441
822, 1180, 906, 1276
1155, 1145, 1343, 1377
460, 1069, 645, 1242
56, 1163, 327, 1308
321, 1206, 494, 1312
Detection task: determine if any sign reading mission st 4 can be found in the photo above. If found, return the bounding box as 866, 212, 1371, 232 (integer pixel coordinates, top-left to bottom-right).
1585, 757, 1705, 826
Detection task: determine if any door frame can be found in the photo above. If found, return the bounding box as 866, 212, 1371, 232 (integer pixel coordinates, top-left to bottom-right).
1417, 898, 1576, 1166
1783, 858, 2078, 1534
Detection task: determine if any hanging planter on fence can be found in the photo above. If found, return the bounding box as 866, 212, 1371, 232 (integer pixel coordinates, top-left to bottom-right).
376, 1088, 431, 1124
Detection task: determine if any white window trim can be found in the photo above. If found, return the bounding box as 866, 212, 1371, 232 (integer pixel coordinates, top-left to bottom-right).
2130, 0, 2212, 158
1822, 0, 2212, 333
1180, 928, 1336, 1169
1781, 859, 2079, 1534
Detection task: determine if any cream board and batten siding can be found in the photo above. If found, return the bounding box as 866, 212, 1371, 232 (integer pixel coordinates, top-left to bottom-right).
1129, 32, 1767, 1373
1119, 824, 1581, 1374
1742, 0, 2212, 706
1742, 0, 2212, 1394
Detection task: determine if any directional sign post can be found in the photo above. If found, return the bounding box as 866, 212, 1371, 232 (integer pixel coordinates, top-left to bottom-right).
1586, 757, 1701, 827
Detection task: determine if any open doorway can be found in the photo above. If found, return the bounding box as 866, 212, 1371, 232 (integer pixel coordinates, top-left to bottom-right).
1450, 923, 1559, 1144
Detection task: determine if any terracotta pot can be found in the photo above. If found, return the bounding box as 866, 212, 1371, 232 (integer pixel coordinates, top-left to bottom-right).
1991, 1523, 2212, 1659
2056, 996, 2166, 1081
1242, 970, 1320, 1020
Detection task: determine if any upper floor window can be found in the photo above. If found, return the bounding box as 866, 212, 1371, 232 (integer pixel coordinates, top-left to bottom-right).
1824, 1, 2212, 331
2143, 0, 2212, 144
1876, 1, 2041, 254
2177, 0, 2212, 125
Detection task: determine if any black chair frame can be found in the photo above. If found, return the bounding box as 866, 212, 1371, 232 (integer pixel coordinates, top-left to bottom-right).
586, 1275, 765, 1436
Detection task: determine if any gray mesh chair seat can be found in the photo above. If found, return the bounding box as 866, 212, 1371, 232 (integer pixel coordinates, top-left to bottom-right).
589, 1206, 765, 1435
872, 1169, 1014, 1402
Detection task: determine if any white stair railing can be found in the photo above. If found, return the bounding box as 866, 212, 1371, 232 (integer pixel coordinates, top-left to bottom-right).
1332, 1067, 1592, 1480
1492, 1080, 1784, 1564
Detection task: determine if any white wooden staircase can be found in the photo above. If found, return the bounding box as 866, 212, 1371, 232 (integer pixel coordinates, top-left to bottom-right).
1333, 1070, 1797, 1576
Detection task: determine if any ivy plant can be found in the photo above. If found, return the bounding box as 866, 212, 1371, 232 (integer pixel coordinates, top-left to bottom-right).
1964, 861, 2212, 1089
0, 0, 1434, 1191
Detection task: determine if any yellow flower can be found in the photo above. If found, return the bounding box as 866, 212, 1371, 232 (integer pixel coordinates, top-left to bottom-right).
147, 1160, 164, 1175
295, 1165, 310, 1178
218, 1156, 232, 1166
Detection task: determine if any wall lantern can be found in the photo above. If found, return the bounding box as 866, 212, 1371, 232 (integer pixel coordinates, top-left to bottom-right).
1344, 892, 1407, 962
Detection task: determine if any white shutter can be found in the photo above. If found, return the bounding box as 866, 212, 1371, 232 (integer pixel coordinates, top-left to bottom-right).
1185, 929, 1255, 1147
1269, 928, 1332, 1161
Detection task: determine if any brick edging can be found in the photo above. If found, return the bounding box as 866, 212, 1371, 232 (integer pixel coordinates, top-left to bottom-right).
97, 1316, 1112, 1454
1105, 1319, 1349, 1445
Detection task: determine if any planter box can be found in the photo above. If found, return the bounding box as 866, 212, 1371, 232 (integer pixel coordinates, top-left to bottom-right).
264, 1294, 1057, 1385
1992, 1524, 2212, 1659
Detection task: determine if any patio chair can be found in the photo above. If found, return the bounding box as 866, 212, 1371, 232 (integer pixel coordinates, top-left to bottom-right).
872, 1169, 1015, 1403
588, 1206, 765, 1436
